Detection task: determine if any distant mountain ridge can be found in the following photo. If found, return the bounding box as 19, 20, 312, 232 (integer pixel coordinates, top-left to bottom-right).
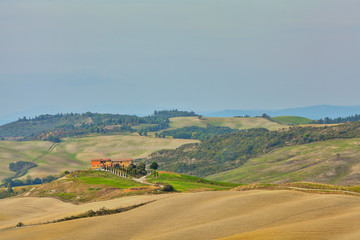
204, 105, 360, 119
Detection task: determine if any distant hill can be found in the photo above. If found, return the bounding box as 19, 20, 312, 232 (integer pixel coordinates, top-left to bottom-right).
157, 116, 287, 141
204, 105, 360, 119
146, 122, 360, 178
271, 116, 312, 125
0, 110, 197, 140
0, 134, 198, 181
169, 116, 287, 131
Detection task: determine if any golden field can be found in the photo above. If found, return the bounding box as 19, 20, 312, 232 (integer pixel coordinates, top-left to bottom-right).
1, 190, 360, 240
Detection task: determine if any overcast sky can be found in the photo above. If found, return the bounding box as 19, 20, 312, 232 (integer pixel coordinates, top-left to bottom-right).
1, 0, 360, 120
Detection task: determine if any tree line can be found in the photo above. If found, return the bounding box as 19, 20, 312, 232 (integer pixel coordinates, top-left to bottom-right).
312, 114, 360, 124
0, 110, 198, 141
156, 125, 239, 141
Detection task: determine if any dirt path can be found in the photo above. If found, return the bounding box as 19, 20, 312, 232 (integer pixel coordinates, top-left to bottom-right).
133, 169, 154, 185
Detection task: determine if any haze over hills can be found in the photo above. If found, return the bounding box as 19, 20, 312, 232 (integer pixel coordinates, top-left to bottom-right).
204, 105, 360, 119
2, 1, 360, 239
2, 104, 360, 127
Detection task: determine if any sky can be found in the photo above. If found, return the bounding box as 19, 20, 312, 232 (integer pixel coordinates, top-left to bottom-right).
1, 0, 360, 121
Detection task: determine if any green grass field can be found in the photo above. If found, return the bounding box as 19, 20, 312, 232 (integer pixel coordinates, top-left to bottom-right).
206, 138, 360, 186
271, 116, 312, 125
73, 170, 143, 189
147, 171, 239, 192
21, 170, 152, 203
15, 170, 238, 203
169, 116, 287, 131
0, 134, 198, 181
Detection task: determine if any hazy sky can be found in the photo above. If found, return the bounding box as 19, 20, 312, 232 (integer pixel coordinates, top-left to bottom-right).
1, 0, 360, 119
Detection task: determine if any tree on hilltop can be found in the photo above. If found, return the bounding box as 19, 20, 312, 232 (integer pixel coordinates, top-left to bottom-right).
150, 162, 158, 170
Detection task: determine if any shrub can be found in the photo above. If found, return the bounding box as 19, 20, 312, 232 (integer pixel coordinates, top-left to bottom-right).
16, 222, 24, 227
161, 184, 174, 192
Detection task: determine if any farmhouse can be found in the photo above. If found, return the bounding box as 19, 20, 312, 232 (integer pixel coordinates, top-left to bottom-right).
91, 158, 133, 169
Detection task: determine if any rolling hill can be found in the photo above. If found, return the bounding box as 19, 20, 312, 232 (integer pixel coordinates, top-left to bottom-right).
0, 110, 197, 140
6, 170, 238, 204
146, 122, 360, 178
169, 116, 287, 131
0, 141, 53, 180
147, 171, 238, 192
0, 134, 198, 181
2, 190, 360, 240
271, 116, 312, 125
16, 170, 155, 203
206, 138, 360, 186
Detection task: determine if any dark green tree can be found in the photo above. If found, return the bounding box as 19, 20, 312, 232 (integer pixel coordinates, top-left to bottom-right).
7, 182, 13, 193
150, 162, 158, 170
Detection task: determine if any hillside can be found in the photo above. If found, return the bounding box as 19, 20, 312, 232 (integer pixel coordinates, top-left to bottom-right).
207, 138, 360, 186
2, 190, 360, 239
169, 116, 287, 131
16, 170, 155, 203
147, 171, 238, 192
0, 141, 53, 180
271, 116, 312, 125
0, 110, 197, 140
146, 122, 360, 177
0, 134, 198, 181
0, 170, 238, 203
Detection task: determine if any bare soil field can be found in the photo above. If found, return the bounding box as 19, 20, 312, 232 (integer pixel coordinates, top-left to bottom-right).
1, 190, 360, 240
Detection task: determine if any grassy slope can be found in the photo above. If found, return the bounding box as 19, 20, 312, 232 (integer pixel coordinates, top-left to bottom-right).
0, 141, 53, 180
147, 171, 239, 192
169, 117, 287, 131
0, 134, 198, 181
22, 170, 153, 203
271, 116, 312, 125
207, 138, 360, 186
17, 170, 237, 203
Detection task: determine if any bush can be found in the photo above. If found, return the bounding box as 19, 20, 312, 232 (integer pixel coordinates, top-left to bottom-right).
161, 184, 174, 192
16, 222, 24, 227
